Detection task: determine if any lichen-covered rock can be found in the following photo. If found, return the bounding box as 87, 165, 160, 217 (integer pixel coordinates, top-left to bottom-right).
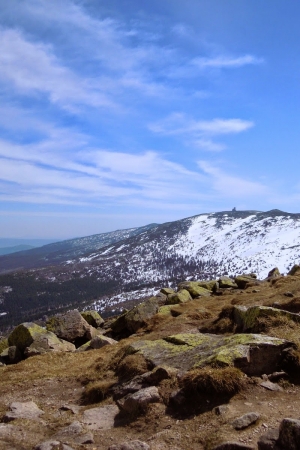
234, 275, 257, 289
233, 305, 300, 332
218, 277, 238, 289
81, 311, 104, 328
166, 289, 192, 304
7, 322, 75, 357
125, 297, 160, 332
46, 310, 91, 343
125, 333, 293, 376
8, 322, 47, 352
111, 297, 160, 334
196, 280, 218, 291
160, 287, 175, 295
177, 281, 211, 298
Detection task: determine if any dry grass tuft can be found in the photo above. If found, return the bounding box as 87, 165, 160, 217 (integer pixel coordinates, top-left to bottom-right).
116, 353, 152, 381
82, 379, 117, 404
180, 366, 244, 396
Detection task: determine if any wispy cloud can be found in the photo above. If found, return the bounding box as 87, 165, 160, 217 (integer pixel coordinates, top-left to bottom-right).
198, 161, 268, 197
192, 54, 264, 69
149, 113, 254, 151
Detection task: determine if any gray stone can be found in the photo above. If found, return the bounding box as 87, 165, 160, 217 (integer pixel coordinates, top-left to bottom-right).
218, 277, 238, 289
4, 401, 44, 422
54, 421, 94, 445
177, 281, 211, 298
257, 429, 280, 450
76, 335, 118, 352
212, 443, 255, 450
120, 386, 161, 413
82, 405, 119, 430
232, 412, 260, 430
108, 441, 150, 450
214, 405, 228, 415
260, 381, 283, 392
278, 418, 300, 450
111, 297, 160, 334
46, 310, 91, 343
34, 441, 74, 450
166, 289, 192, 304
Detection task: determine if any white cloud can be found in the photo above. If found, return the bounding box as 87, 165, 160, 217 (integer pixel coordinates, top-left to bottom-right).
149, 113, 254, 151
193, 54, 264, 69
198, 161, 267, 197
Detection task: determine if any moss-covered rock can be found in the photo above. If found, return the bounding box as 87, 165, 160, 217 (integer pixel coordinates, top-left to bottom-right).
46, 309, 90, 343
125, 332, 293, 376
7, 322, 75, 358
267, 267, 281, 278
234, 275, 257, 289
111, 297, 160, 334
160, 287, 175, 295
218, 277, 238, 289
233, 305, 300, 332
288, 265, 300, 276
0, 338, 8, 354
167, 289, 192, 304
76, 335, 117, 352
196, 280, 218, 291
177, 282, 211, 298
81, 311, 104, 328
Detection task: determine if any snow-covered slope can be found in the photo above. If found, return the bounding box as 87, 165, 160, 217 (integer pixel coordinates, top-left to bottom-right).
67, 209, 300, 283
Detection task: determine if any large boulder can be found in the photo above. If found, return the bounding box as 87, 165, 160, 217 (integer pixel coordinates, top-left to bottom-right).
111, 297, 160, 334
80, 311, 104, 328
233, 305, 300, 332
177, 282, 211, 298
218, 277, 238, 289
166, 289, 192, 304
46, 310, 91, 344
76, 335, 117, 352
8, 322, 75, 357
125, 333, 293, 376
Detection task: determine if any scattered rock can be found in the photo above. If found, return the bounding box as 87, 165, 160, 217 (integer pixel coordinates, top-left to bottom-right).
108, 441, 150, 450
82, 405, 120, 430
214, 405, 228, 415
53, 421, 94, 445
233, 305, 300, 332
278, 418, 300, 450
232, 412, 260, 430
218, 277, 238, 289
34, 441, 74, 450
260, 380, 283, 392
119, 386, 161, 413
288, 264, 300, 276
111, 297, 160, 334
177, 281, 211, 297
212, 443, 255, 450
160, 288, 175, 295
59, 404, 81, 415
257, 428, 280, 450
76, 334, 118, 352
166, 289, 193, 304
46, 310, 91, 344
4, 401, 44, 422
267, 267, 281, 279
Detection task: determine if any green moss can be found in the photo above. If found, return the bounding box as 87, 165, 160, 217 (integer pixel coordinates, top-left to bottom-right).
164, 333, 211, 347
0, 338, 8, 354
46, 317, 60, 333
157, 305, 173, 316
167, 289, 192, 304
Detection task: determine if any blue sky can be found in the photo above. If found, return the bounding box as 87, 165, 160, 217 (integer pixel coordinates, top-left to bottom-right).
0, 0, 300, 239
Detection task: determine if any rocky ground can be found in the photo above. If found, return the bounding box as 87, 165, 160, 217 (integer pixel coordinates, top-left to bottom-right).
2, 267, 300, 449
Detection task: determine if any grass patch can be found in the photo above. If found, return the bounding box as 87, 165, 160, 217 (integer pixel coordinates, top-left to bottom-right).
180, 366, 244, 396
116, 353, 152, 381
82, 379, 117, 404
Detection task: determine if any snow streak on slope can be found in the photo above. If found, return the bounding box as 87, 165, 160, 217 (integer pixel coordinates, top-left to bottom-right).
70, 210, 300, 285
